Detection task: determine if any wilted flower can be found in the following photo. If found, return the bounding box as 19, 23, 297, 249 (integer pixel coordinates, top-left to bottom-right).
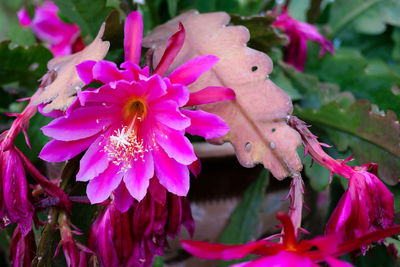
88, 178, 194, 267
40, 11, 234, 206
181, 212, 400, 267
9, 227, 36, 267
18, 1, 83, 56
288, 116, 394, 243
272, 6, 334, 71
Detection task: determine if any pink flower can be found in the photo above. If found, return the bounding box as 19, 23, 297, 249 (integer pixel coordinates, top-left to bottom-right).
18, 1, 83, 57
288, 116, 394, 243
88, 178, 194, 267
272, 7, 334, 71
9, 227, 36, 267
181, 212, 400, 267
39, 11, 235, 206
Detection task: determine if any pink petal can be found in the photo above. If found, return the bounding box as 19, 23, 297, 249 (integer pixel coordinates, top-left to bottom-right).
76, 60, 96, 85
41, 105, 120, 141
142, 75, 167, 103
181, 109, 230, 139
120, 61, 149, 79
168, 55, 219, 86
123, 150, 154, 201
92, 60, 126, 84
151, 100, 190, 130
113, 181, 134, 212
188, 158, 201, 177
163, 78, 189, 107
181, 239, 269, 260
77, 85, 128, 106
185, 86, 235, 107
234, 251, 318, 267
325, 190, 352, 236
154, 23, 185, 76
17, 8, 31, 27
76, 135, 110, 182
124, 11, 143, 64
154, 125, 196, 165
152, 148, 189, 196
39, 135, 98, 162
86, 164, 123, 204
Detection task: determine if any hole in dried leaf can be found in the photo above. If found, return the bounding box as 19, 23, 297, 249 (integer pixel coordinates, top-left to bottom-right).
251, 66, 258, 72
272, 128, 276, 133
245, 142, 252, 152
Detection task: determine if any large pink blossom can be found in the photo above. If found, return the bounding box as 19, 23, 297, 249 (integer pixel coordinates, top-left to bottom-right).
181, 212, 400, 267
39, 11, 235, 207
288, 116, 394, 243
18, 1, 83, 56
272, 6, 334, 71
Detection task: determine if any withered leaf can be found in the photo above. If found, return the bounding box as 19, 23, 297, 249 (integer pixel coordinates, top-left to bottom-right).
143, 11, 302, 179
31, 23, 110, 113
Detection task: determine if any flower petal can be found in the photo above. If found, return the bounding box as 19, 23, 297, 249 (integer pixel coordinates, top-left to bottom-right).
154, 23, 185, 76
76, 60, 96, 85
123, 150, 154, 201
113, 181, 134, 212
152, 148, 189, 196
76, 135, 110, 182
151, 100, 190, 130
39, 135, 98, 162
185, 86, 235, 107
41, 105, 120, 141
154, 125, 196, 165
92, 60, 127, 84
86, 164, 123, 204
168, 55, 219, 86
181, 109, 230, 139
124, 11, 143, 64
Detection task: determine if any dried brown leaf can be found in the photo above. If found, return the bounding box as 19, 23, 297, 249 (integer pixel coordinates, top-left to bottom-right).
143, 11, 302, 179
31, 23, 110, 113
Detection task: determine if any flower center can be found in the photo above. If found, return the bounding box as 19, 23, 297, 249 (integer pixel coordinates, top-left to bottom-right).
103, 99, 156, 172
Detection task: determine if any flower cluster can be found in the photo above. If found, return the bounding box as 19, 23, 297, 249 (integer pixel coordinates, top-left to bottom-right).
18, 1, 84, 56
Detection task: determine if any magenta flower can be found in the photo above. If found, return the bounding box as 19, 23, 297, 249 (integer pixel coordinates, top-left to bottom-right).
9, 227, 36, 267
272, 6, 334, 71
288, 116, 394, 243
39, 11, 235, 206
181, 212, 400, 267
18, 1, 83, 57
0, 95, 71, 235
88, 178, 194, 267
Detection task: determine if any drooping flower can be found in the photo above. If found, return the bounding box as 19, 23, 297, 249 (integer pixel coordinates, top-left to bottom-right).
9, 227, 36, 267
271, 6, 334, 71
181, 212, 400, 267
88, 178, 194, 267
39, 11, 235, 207
18, 1, 83, 57
288, 116, 394, 243
0, 94, 71, 235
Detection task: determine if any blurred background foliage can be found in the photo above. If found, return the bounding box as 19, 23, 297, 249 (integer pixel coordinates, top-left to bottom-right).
0, 0, 400, 266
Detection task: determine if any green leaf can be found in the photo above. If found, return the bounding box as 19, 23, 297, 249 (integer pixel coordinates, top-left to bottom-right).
167, 0, 177, 18
295, 100, 400, 185
0, 41, 52, 89
230, 13, 288, 53
305, 48, 400, 116
53, 0, 113, 40
329, 0, 400, 36
218, 169, 269, 267
279, 61, 354, 109
329, 0, 380, 36
5, 20, 36, 47
151, 256, 164, 267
